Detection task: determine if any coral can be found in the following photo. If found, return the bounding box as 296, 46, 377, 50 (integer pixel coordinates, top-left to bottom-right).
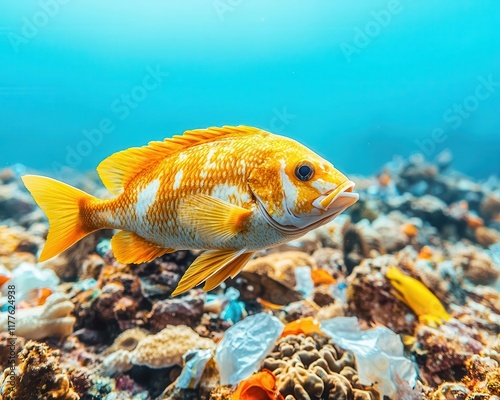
91, 269, 144, 332
342, 218, 370, 274
0, 341, 79, 400
282, 300, 318, 322
134, 251, 195, 300
475, 226, 500, 247
316, 302, 345, 321
453, 247, 500, 285
480, 192, 500, 222
429, 382, 470, 399
231, 369, 284, 400
371, 213, 411, 253
99, 325, 215, 378
463, 355, 500, 396
101, 327, 149, 356
346, 263, 418, 333
147, 297, 204, 333
414, 320, 484, 385
262, 334, 377, 400
0, 225, 42, 270
226, 270, 302, 305
429, 355, 500, 398
0, 225, 39, 257
310, 269, 336, 286
132, 325, 215, 368
0, 293, 75, 340
312, 284, 336, 307
281, 317, 323, 338
312, 247, 346, 279
0, 182, 36, 222
244, 251, 317, 289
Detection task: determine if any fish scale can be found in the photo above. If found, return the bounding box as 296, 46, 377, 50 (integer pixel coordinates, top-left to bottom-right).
22, 125, 359, 295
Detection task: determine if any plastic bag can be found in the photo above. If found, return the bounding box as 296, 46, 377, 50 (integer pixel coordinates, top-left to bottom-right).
215, 313, 284, 385
321, 316, 417, 399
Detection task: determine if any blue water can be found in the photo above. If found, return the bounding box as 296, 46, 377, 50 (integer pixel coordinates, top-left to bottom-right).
1, 1, 499, 179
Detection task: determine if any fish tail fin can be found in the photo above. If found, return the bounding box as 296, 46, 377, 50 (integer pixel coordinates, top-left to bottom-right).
22, 175, 98, 262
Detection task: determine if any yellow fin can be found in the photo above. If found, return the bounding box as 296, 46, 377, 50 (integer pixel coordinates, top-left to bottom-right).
22, 175, 97, 262
97, 126, 267, 195
111, 231, 175, 264
179, 194, 253, 242
172, 249, 248, 296
203, 251, 255, 291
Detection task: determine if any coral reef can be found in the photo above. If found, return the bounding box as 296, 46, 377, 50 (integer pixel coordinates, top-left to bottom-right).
1, 155, 499, 399
0, 341, 79, 400
262, 333, 378, 400
0, 293, 75, 340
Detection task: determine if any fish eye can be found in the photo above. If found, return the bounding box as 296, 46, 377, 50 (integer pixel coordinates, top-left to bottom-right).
295, 161, 315, 181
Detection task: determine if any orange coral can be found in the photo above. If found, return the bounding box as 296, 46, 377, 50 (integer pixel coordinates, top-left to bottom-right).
377, 172, 392, 187
310, 269, 336, 286
281, 317, 322, 337
465, 214, 484, 229
232, 370, 284, 400
401, 223, 419, 238
417, 246, 433, 260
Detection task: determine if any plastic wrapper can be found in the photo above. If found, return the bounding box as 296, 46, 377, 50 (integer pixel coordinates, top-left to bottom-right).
215, 312, 284, 385
220, 287, 246, 324
321, 316, 417, 399
294, 265, 314, 298
2, 262, 59, 298
176, 348, 213, 389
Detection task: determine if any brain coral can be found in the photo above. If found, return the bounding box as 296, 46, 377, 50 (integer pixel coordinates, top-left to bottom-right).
262, 333, 379, 400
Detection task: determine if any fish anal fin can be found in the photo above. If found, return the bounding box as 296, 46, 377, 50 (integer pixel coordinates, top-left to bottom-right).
111, 231, 175, 264
97, 126, 267, 195
203, 251, 255, 292
172, 249, 247, 296
179, 194, 253, 242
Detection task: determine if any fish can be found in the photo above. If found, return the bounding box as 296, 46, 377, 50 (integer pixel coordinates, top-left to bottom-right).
385, 266, 451, 327
22, 126, 359, 296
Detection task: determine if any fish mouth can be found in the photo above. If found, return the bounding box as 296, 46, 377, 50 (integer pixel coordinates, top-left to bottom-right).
313, 180, 359, 211
255, 180, 359, 236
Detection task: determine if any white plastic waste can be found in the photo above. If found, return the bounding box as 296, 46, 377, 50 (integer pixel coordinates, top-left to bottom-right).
321, 316, 417, 399
176, 348, 213, 389
294, 265, 314, 298
215, 312, 284, 385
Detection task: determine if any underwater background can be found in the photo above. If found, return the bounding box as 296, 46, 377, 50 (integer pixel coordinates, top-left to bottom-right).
2, 2, 500, 400
1, 0, 499, 178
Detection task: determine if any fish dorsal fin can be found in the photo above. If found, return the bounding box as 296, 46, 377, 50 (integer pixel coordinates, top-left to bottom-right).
97, 125, 266, 195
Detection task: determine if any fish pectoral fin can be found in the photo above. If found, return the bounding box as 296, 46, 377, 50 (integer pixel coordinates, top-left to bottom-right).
203, 251, 255, 291
179, 194, 253, 242
172, 249, 251, 296
111, 231, 175, 264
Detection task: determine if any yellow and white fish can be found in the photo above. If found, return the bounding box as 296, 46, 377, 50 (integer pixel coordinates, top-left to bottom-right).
22, 126, 358, 295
